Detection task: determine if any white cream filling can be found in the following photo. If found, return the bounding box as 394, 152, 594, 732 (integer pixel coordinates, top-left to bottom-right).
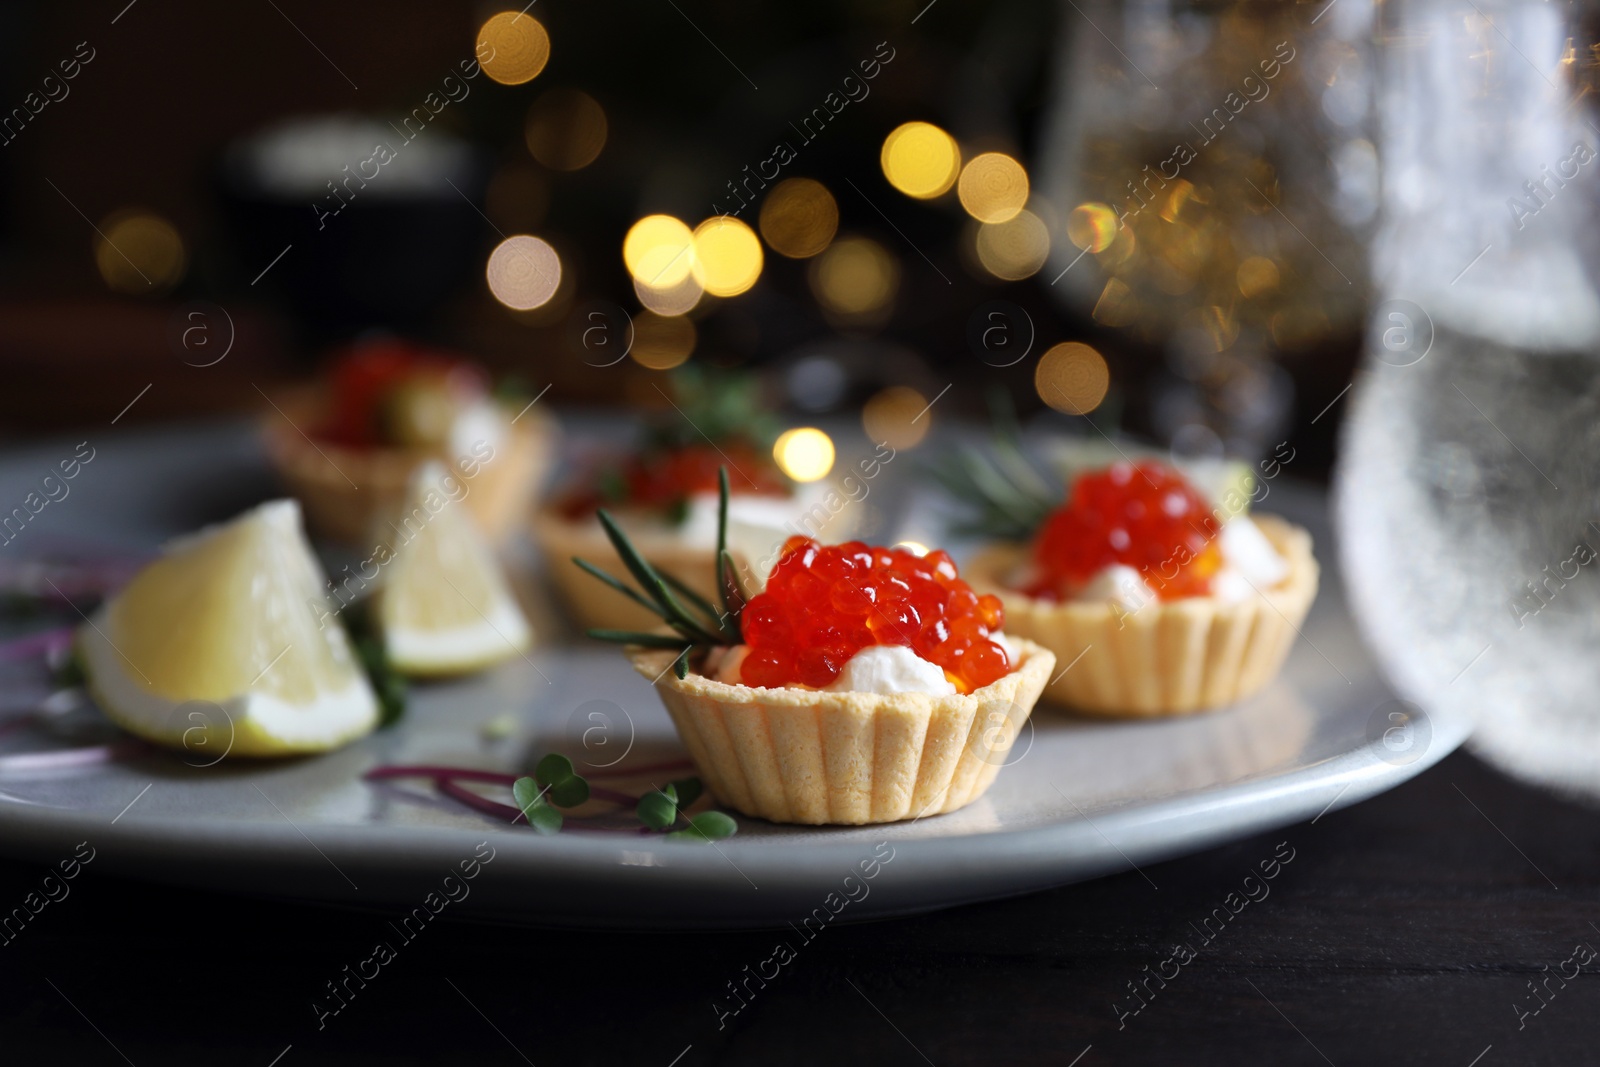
1066, 516, 1288, 606
1211, 515, 1290, 601
826, 645, 957, 696
706, 633, 1019, 697
448, 400, 507, 461
1075, 564, 1155, 610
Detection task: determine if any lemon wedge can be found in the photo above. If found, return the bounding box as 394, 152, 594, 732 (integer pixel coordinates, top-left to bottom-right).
374, 463, 532, 676
79, 500, 378, 757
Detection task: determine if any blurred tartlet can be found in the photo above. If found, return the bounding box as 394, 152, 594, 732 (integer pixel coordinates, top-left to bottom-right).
536, 368, 848, 631
263, 340, 555, 544
947, 451, 1318, 717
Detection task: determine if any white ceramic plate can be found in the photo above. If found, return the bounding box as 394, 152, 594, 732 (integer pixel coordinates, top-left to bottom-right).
0, 424, 1466, 927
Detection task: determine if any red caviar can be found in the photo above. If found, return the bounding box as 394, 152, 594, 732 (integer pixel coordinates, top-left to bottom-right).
1027, 461, 1221, 601
559, 443, 790, 518
740, 538, 1011, 694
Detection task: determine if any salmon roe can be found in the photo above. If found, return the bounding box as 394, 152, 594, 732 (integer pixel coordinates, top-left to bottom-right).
559, 442, 789, 518
740, 538, 1011, 694
1027, 461, 1222, 601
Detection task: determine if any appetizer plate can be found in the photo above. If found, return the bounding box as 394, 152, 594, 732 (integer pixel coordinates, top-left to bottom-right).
0, 423, 1467, 927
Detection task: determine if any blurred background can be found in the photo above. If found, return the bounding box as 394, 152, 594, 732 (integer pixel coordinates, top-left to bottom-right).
0, 0, 1375, 479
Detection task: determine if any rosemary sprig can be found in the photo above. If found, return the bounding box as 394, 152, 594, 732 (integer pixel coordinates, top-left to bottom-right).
577, 465, 746, 679
926, 388, 1062, 541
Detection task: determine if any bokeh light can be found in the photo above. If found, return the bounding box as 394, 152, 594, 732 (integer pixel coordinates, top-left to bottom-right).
809, 236, 899, 317
477, 12, 550, 85
1237, 256, 1281, 298
1066, 202, 1119, 253
633, 272, 703, 316
95, 210, 186, 295
1035, 342, 1110, 415
629, 312, 696, 370
862, 386, 932, 450
975, 209, 1050, 281
880, 122, 960, 199
485, 235, 561, 310
758, 178, 838, 259
957, 153, 1029, 223
892, 540, 929, 557
524, 88, 607, 171
692, 216, 763, 297
773, 427, 835, 482
624, 214, 695, 288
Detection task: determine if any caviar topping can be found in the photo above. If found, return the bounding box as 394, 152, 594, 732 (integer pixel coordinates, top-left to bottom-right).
320, 340, 489, 450
1028, 460, 1221, 601
741, 538, 1010, 693
559, 442, 790, 520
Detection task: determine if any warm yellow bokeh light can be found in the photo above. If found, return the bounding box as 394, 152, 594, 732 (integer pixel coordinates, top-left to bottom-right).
809, 236, 899, 317
1237, 256, 1281, 298
485, 235, 561, 310
525, 88, 607, 171
1067, 202, 1119, 253
880, 122, 960, 199
758, 178, 838, 259
692, 216, 763, 298
1035, 342, 1110, 415
477, 12, 550, 85
862, 386, 932, 450
773, 427, 835, 482
624, 214, 695, 288
975, 209, 1050, 281
629, 312, 696, 370
96, 211, 186, 295
633, 272, 703, 316
957, 153, 1029, 223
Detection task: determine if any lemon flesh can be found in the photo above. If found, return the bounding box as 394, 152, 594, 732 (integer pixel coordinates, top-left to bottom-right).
375, 464, 532, 676
80, 499, 378, 757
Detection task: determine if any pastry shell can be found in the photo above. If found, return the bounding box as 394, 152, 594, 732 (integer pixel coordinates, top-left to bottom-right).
263, 389, 555, 546
964, 514, 1318, 717
626, 639, 1055, 825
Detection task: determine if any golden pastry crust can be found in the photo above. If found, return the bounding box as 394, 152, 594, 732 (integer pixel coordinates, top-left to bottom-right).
964, 514, 1318, 717
627, 639, 1055, 825
263, 388, 556, 546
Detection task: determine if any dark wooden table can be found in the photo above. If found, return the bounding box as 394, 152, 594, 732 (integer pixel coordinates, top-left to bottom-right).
0, 746, 1590, 1065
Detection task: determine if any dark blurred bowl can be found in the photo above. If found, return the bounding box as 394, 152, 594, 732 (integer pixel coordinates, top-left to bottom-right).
219, 115, 490, 345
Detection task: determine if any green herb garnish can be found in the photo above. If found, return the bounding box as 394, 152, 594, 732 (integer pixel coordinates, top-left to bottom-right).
512, 754, 591, 835
926, 388, 1061, 541
576, 467, 747, 680
504, 756, 738, 839
637, 780, 737, 842
344, 603, 407, 727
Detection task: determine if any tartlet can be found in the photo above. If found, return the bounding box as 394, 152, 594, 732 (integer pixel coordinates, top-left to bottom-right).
537, 367, 846, 631
627, 638, 1052, 825
956, 458, 1318, 717
579, 478, 1053, 825
263, 340, 556, 545
967, 514, 1317, 716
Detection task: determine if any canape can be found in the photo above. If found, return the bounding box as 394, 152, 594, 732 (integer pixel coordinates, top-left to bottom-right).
577, 471, 1054, 825
537, 368, 847, 631
961, 459, 1318, 716
264, 339, 555, 545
